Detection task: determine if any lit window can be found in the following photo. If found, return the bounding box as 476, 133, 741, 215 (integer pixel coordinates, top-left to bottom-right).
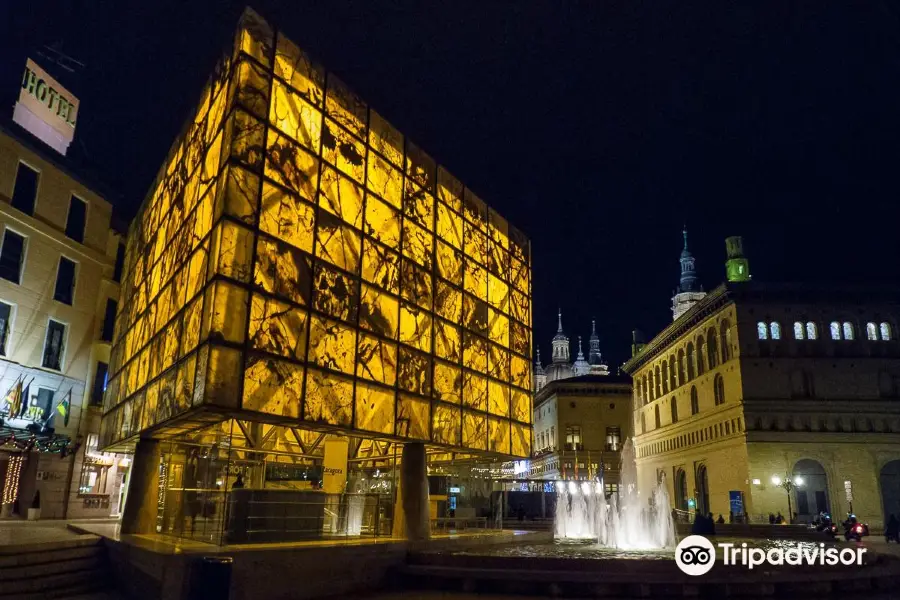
881, 322, 892, 341
806, 322, 818, 340
867, 322, 878, 341
690, 386, 699, 415
757, 322, 767, 340
0, 230, 26, 285
793, 322, 804, 340
843, 322, 854, 341
606, 427, 621, 451
770, 322, 781, 340
830, 322, 841, 340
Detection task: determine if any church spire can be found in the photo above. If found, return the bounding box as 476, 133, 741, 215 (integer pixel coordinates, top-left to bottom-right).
573, 335, 591, 375
672, 227, 707, 321
679, 227, 700, 293
589, 319, 602, 365
551, 309, 570, 363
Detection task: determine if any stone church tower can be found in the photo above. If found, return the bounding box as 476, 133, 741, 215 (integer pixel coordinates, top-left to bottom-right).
671, 228, 706, 321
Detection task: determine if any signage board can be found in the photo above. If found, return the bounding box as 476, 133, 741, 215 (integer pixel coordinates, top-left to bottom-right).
12, 59, 79, 155
844, 480, 853, 503
449, 486, 460, 494
322, 438, 349, 494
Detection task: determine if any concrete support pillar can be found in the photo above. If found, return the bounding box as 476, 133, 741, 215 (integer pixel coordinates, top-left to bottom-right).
400, 442, 429, 541
121, 439, 160, 535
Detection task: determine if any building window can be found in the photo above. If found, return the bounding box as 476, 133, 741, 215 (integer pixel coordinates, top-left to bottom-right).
770, 322, 782, 340
11, 162, 39, 215
0, 230, 26, 284
794, 322, 804, 340
867, 322, 878, 341
101, 298, 117, 342
91, 362, 109, 406
690, 386, 699, 415
640, 413, 646, 435
830, 321, 841, 340
565, 425, 582, 450
881, 323, 893, 341
54, 257, 77, 305
686, 343, 695, 380
654, 404, 661, 429
662, 362, 669, 394
696, 336, 705, 375
757, 322, 768, 340
806, 322, 818, 340
606, 427, 621, 451
42, 319, 67, 370
65, 195, 87, 243
677, 349, 686, 382
720, 321, 731, 362
842, 322, 854, 341
0, 301, 11, 355
25, 388, 54, 421
113, 242, 125, 283
669, 356, 676, 389
655, 365, 661, 397
671, 398, 678, 424
714, 374, 725, 405
550, 426, 555, 448
706, 329, 718, 369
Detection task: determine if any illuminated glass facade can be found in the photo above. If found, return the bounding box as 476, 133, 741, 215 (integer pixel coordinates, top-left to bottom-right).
100, 10, 532, 459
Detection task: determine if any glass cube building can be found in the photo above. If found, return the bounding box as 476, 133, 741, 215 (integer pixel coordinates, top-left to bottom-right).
99, 9, 532, 464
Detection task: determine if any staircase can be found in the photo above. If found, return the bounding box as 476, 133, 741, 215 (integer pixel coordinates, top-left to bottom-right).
0, 535, 117, 599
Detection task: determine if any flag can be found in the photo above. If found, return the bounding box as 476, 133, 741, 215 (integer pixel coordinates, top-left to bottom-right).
56, 388, 71, 427
3, 376, 23, 418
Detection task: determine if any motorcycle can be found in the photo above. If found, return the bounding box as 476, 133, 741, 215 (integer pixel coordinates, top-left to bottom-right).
843, 517, 869, 541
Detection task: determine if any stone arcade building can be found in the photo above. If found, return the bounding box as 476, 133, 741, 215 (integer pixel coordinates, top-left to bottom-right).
624, 279, 900, 529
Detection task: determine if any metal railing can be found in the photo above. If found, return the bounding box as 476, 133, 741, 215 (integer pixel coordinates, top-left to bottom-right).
430, 517, 490, 533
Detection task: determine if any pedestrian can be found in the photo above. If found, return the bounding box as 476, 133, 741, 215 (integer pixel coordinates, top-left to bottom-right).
716, 514, 725, 524
885, 514, 899, 543
769, 513, 776, 524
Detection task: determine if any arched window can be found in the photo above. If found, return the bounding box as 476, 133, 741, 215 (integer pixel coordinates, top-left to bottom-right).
677, 348, 686, 382
806, 322, 818, 340
882, 322, 893, 341
644, 376, 649, 404
686, 343, 695, 380
843, 322, 854, 340
757, 321, 768, 340
696, 336, 706, 375
636, 379, 643, 404
720, 321, 731, 362
655, 365, 662, 397
662, 362, 669, 394
867, 322, 878, 341
793, 322, 804, 340
690, 386, 699, 415
641, 412, 646, 434
714, 374, 725, 405
669, 356, 677, 389
770, 322, 782, 340
654, 404, 661, 429
830, 321, 841, 340
707, 329, 718, 369
671, 397, 678, 424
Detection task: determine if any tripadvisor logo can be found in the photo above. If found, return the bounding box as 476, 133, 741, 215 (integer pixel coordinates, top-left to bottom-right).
675, 535, 868, 576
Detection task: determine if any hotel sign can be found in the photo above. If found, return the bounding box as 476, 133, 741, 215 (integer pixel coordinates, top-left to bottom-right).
12, 59, 79, 155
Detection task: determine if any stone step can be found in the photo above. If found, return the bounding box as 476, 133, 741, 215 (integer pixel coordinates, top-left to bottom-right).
0, 555, 105, 582
0, 565, 108, 597
0, 534, 103, 556
10, 580, 113, 600
0, 544, 103, 569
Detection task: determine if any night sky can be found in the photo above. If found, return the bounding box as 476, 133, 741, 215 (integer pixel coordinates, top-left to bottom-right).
4, 2, 900, 369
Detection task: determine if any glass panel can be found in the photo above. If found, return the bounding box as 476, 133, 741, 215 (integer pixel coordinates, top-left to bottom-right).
396, 394, 429, 441
270, 79, 322, 152
364, 195, 401, 248
264, 132, 320, 201
399, 303, 432, 353
307, 316, 356, 374
274, 32, 324, 106
356, 333, 397, 386
843, 322, 854, 340
793, 322, 804, 340
248, 294, 308, 359
254, 235, 313, 305
432, 402, 460, 446
757, 322, 768, 340
243, 354, 303, 417
354, 381, 394, 434
322, 119, 366, 184
315, 211, 361, 273
881, 322, 892, 341
806, 322, 817, 340
867, 322, 878, 341
304, 368, 353, 426
830, 322, 840, 340
359, 284, 398, 339
433, 361, 461, 405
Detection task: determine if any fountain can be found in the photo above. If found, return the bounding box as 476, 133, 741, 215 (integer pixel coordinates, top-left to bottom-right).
554, 438, 675, 549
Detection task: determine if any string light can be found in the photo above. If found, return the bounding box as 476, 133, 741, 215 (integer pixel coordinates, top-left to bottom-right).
2, 455, 24, 504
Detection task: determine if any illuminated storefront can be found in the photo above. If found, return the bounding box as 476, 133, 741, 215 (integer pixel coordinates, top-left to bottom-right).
100, 9, 532, 543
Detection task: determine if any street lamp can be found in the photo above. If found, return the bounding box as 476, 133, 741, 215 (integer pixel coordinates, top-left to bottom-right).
771, 474, 804, 524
